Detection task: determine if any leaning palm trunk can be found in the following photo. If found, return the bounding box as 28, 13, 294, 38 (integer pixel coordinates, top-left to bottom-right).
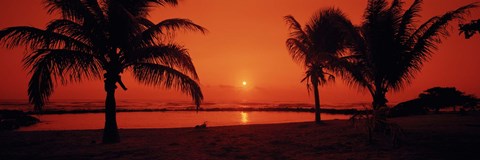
372, 87, 388, 129
312, 79, 321, 124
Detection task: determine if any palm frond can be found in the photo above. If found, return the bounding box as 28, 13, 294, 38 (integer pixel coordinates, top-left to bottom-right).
45, 19, 92, 44
408, 2, 478, 75
285, 38, 308, 65
83, 0, 106, 21
0, 26, 91, 50
152, 0, 178, 6
137, 17, 156, 28
284, 15, 310, 45
26, 48, 102, 111
138, 18, 207, 45
24, 49, 103, 85
459, 19, 480, 39
318, 72, 336, 86
301, 71, 312, 94
338, 57, 375, 95
364, 0, 389, 25
308, 8, 352, 54
28, 60, 54, 112
132, 63, 203, 108
44, 0, 98, 23
383, 2, 477, 92
45, 19, 107, 55
107, 0, 178, 17
398, 0, 422, 43
124, 44, 199, 79
388, 0, 404, 13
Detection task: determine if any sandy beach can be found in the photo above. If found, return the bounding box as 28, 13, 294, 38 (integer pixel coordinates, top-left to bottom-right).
1, 113, 479, 159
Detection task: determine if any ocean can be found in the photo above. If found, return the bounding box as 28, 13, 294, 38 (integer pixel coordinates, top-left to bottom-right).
0, 99, 370, 112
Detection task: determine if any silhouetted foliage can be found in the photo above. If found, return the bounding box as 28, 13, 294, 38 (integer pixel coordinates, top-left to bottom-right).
337, 0, 477, 122
459, 19, 480, 39
419, 87, 479, 112
0, 0, 205, 143
350, 107, 404, 147
0, 110, 39, 130
390, 87, 479, 116
461, 94, 479, 109
389, 99, 428, 117
285, 8, 356, 124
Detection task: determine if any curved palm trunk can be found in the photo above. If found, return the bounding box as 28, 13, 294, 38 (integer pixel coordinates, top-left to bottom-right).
103, 75, 120, 143
372, 85, 388, 110
312, 79, 321, 124
372, 92, 387, 110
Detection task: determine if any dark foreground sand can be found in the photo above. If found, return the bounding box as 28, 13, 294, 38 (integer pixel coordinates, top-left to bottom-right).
1, 113, 479, 160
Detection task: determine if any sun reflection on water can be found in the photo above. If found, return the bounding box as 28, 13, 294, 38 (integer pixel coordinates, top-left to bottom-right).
240, 112, 248, 124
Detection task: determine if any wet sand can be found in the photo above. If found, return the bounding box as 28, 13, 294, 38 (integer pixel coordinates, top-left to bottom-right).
1, 113, 479, 159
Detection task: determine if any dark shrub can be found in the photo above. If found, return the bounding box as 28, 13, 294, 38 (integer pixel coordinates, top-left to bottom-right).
0, 110, 39, 130
389, 99, 428, 117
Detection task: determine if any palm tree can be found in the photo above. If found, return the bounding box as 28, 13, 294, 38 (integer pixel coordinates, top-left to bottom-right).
0, 0, 205, 143
343, 0, 477, 121
284, 8, 356, 124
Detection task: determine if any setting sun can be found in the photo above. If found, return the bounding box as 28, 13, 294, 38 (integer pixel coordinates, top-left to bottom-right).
242, 81, 247, 86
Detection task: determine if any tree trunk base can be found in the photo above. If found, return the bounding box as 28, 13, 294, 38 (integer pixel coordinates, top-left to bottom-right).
102, 130, 120, 144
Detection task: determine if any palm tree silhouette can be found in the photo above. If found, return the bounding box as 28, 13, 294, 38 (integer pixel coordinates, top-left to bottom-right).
284, 8, 356, 124
0, 0, 205, 143
343, 0, 477, 121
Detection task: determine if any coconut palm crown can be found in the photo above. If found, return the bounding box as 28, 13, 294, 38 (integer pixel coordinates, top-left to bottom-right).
344, 0, 477, 111
285, 8, 356, 124
0, 0, 206, 143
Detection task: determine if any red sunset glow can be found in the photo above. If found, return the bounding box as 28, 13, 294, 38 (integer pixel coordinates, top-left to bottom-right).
1, 0, 479, 104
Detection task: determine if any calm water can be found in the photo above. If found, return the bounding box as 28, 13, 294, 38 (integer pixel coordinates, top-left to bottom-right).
20, 111, 351, 131
0, 99, 369, 112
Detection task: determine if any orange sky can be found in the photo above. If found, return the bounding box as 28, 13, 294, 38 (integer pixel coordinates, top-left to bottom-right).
1, 0, 479, 105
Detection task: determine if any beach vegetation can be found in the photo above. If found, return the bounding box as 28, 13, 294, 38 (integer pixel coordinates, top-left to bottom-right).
0, 110, 39, 131
390, 87, 480, 115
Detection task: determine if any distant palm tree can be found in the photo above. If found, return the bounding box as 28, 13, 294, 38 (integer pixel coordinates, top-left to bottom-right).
343, 0, 477, 120
284, 8, 356, 124
0, 0, 205, 143
459, 19, 480, 39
